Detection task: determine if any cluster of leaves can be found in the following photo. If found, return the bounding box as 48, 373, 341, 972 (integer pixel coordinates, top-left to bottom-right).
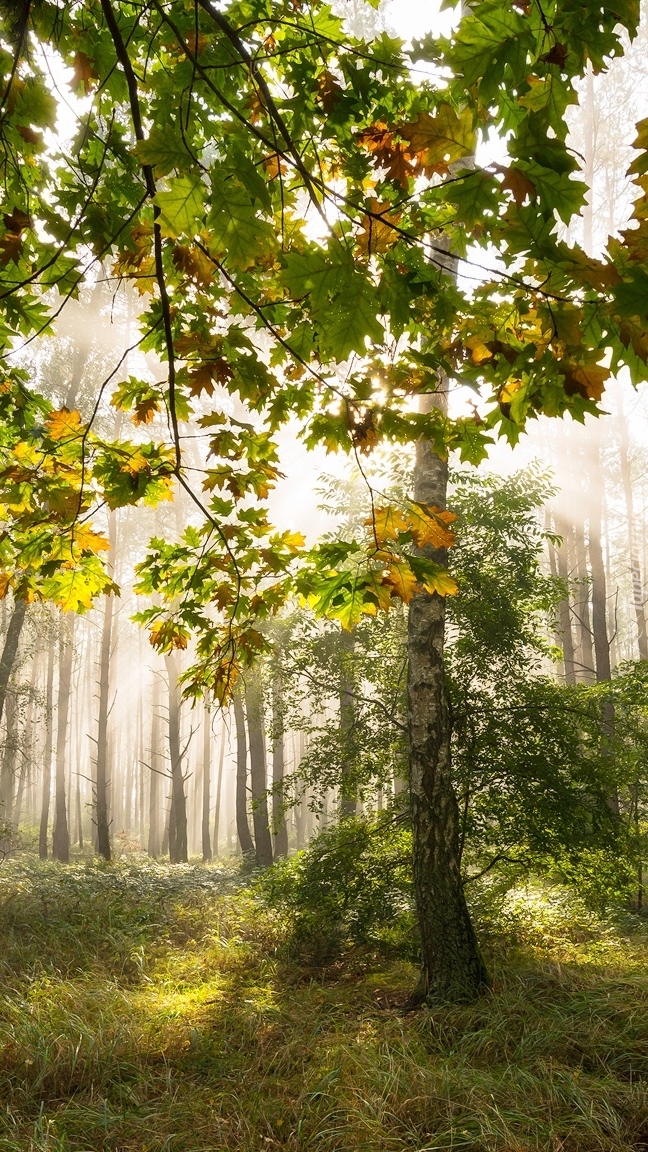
0, 0, 646, 689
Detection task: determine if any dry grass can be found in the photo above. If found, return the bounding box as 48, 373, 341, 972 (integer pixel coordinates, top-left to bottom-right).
0, 859, 646, 1152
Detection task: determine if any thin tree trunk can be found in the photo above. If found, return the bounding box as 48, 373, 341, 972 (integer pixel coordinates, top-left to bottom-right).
574, 522, 595, 682
52, 619, 73, 863
39, 637, 55, 859
588, 434, 618, 814
271, 671, 288, 857
554, 513, 577, 685
148, 674, 162, 858
245, 673, 273, 868
407, 388, 488, 1004
618, 394, 648, 659
201, 701, 212, 862
233, 686, 254, 857
0, 690, 19, 820
339, 628, 357, 818
165, 652, 187, 863
95, 512, 117, 860
213, 716, 225, 858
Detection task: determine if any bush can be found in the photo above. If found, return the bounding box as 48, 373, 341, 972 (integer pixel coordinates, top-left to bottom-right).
257, 816, 417, 964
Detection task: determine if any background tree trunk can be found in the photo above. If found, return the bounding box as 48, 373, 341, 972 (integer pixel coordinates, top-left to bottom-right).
213, 716, 225, 859
271, 671, 288, 857
245, 673, 273, 868
0, 599, 26, 731
148, 674, 162, 858
39, 637, 55, 859
618, 394, 648, 659
338, 628, 357, 818
165, 652, 188, 863
201, 701, 212, 862
95, 510, 117, 861
52, 619, 73, 863
233, 687, 254, 858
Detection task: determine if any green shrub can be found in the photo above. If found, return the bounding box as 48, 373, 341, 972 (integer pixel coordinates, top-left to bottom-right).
257, 816, 417, 964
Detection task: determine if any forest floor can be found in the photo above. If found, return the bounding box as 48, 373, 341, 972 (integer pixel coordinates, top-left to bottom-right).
0, 858, 646, 1152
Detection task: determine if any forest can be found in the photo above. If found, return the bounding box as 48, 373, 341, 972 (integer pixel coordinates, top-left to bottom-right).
0, 0, 647, 1148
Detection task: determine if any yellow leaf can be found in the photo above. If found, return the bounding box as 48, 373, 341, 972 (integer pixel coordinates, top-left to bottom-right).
367, 505, 409, 545
382, 560, 419, 604
72, 525, 110, 554
45, 408, 83, 441
406, 504, 456, 549
422, 569, 458, 597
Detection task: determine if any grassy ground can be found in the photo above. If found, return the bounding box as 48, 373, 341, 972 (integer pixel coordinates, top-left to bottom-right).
0, 858, 646, 1152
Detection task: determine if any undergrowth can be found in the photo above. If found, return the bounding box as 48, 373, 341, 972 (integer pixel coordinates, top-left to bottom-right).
0, 857, 646, 1152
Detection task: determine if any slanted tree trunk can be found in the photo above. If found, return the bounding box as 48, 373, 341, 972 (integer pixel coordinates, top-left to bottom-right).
618, 394, 648, 660
271, 671, 288, 857
407, 389, 488, 1004
233, 687, 254, 857
338, 628, 357, 818
148, 674, 162, 858
0, 599, 26, 731
165, 652, 188, 863
245, 673, 273, 868
0, 690, 19, 820
201, 701, 212, 862
52, 619, 73, 863
39, 637, 55, 859
95, 510, 117, 861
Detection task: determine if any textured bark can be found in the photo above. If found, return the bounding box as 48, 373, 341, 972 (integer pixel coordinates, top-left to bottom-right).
271, 672, 288, 857
201, 702, 212, 862
573, 524, 596, 682
0, 691, 19, 820
245, 673, 273, 868
588, 437, 618, 814
95, 511, 117, 861
233, 688, 254, 856
39, 638, 55, 859
165, 652, 188, 863
407, 394, 488, 1004
52, 620, 73, 863
338, 627, 357, 818
148, 674, 161, 857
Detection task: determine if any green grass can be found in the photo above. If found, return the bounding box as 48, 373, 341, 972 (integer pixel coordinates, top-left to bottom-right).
0, 858, 646, 1151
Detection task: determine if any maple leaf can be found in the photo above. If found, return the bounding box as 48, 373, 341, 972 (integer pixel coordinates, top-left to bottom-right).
172, 244, 214, 286
356, 199, 401, 254
358, 123, 416, 187
497, 164, 536, 206
0, 573, 11, 599
367, 505, 409, 545
540, 41, 568, 68
317, 69, 343, 114
187, 358, 233, 397
2, 208, 31, 231
155, 175, 205, 239
45, 408, 84, 441
382, 559, 419, 604
0, 232, 23, 266
71, 52, 99, 95
150, 621, 189, 650
562, 361, 610, 402
399, 105, 475, 172
407, 504, 457, 549
69, 526, 109, 554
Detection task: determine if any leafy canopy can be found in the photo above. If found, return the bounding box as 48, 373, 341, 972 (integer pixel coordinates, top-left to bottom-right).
0, 0, 645, 696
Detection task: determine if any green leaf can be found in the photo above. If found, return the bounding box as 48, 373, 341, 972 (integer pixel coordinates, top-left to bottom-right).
155, 176, 205, 239
208, 176, 272, 269
516, 160, 587, 223
613, 269, 648, 319
134, 129, 192, 177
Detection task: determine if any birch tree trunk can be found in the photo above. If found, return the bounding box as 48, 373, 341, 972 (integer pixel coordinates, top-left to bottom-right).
95, 510, 117, 861
213, 716, 225, 858
271, 671, 288, 857
245, 673, 273, 868
338, 627, 357, 818
148, 674, 161, 858
407, 389, 488, 1003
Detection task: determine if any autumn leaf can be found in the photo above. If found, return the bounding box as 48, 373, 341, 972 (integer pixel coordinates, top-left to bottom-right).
399, 104, 475, 172
407, 504, 457, 549
150, 620, 189, 650
0, 232, 23, 266
317, 69, 343, 113
45, 408, 84, 441
367, 505, 409, 544
72, 525, 110, 554
356, 200, 401, 254
0, 573, 11, 599
382, 559, 419, 604
562, 360, 610, 402
357, 123, 416, 187
497, 164, 536, 206
71, 51, 99, 95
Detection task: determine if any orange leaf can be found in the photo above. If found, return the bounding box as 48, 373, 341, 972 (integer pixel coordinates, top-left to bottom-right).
46, 408, 83, 441
71, 51, 99, 95
382, 560, 419, 604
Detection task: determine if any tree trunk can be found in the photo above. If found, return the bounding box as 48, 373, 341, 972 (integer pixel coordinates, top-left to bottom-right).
573, 520, 595, 682
407, 391, 488, 1004
213, 716, 225, 858
245, 673, 273, 868
588, 433, 618, 814
39, 637, 55, 859
95, 511, 117, 861
618, 394, 648, 659
148, 674, 162, 858
233, 687, 254, 857
0, 599, 26, 731
271, 671, 288, 857
165, 652, 188, 863
201, 701, 212, 862
338, 627, 357, 818
52, 619, 73, 863
554, 512, 576, 685
0, 690, 19, 820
